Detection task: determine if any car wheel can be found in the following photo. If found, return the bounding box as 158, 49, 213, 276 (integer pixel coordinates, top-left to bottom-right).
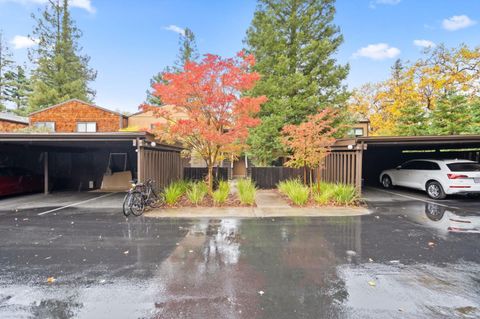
426, 181, 446, 200
381, 175, 393, 189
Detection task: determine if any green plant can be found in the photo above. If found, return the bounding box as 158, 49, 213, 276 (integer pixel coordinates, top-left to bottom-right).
186, 181, 208, 205
164, 180, 188, 205
212, 180, 230, 205
237, 179, 257, 205
333, 184, 358, 206
277, 179, 309, 205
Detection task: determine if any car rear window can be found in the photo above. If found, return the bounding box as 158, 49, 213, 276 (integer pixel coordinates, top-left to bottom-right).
447, 162, 480, 172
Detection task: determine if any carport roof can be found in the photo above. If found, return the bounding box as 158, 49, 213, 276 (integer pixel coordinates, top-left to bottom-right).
0, 132, 183, 151
334, 134, 480, 149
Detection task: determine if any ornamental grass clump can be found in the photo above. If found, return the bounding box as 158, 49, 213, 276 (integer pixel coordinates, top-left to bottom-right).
313, 182, 337, 205
333, 184, 358, 206
186, 181, 208, 205
277, 179, 310, 205
164, 180, 188, 205
237, 179, 257, 205
212, 180, 230, 205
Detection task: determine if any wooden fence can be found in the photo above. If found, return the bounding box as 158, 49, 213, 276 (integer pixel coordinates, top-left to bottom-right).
140, 149, 183, 191
251, 167, 311, 189
319, 151, 361, 189
251, 151, 362, 190
183, 167, 229, 182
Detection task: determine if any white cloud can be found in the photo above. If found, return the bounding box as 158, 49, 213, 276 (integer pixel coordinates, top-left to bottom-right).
413, 39, 435, 48
442, 15, 476, 31
0, 0, 95, 13
369, 0, 401, 9
164, 25, 185, 36
11, 35, 38, 49
353, 43, 400, 60
70, 0, 95, 13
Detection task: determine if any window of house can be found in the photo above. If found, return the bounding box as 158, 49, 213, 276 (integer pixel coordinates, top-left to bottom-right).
77, 122, 97, 132
33, 122, 55, 132
348, 128, 364, 137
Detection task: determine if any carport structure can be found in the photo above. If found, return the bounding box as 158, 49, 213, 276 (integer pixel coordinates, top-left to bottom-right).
0, 132, 183, 194
322, 135, 480, 192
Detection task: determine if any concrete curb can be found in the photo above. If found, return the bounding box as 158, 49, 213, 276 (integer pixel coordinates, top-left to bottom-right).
145, 206, 370, 218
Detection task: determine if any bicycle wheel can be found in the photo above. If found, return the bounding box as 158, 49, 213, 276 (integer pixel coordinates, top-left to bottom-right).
122, 193, 132, 216
130, 191, 145, 216
147, 189, 161, 208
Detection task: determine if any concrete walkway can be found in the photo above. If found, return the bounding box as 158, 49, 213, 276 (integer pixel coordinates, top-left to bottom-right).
255, 189, 291, 208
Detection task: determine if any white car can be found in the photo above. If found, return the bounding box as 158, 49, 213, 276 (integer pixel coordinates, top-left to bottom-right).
380, 159, 480, 199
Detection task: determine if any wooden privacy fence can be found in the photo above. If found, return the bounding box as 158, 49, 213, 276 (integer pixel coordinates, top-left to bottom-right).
251, 167, 311, 189
140, 149, 183, 191
183, 167, 229, 182
319, 151, 361, 189
251, 151, 362, 190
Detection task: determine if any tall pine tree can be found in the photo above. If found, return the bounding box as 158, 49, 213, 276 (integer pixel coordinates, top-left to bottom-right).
246, 0, 349, 165
146, 27, 199, 106
429, 94, 471, 135
28, 0, 96, 111
4, 65, 32, 115
0, 31, 14, 111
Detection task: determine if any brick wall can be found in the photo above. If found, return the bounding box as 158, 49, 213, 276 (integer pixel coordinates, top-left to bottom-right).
0, 119, 27, 132
30, 100, 125, 132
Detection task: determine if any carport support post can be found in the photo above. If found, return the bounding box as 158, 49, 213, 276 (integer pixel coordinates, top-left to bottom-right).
43, 152, 49, 195
355, 142, 364, 195
136, 138, 144, 183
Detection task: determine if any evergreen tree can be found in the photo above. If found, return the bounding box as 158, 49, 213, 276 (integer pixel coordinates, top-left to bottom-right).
0, 31, 14, 111
246, 0, 349, 165
146, 27, 198, 106
395, 100, 427, 136
4, 65, 32, 115
468, 98, 480, 134
429, 94, 471, 135
28, 0, 96, 111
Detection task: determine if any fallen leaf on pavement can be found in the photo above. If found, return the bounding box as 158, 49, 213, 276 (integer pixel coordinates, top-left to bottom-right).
258, 290, 265, 295
47, 277, 55, 284
368, 281, 376, 287
123, 250, 129, 255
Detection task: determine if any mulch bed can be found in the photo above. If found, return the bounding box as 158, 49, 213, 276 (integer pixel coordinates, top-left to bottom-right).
159, 194, 256, 208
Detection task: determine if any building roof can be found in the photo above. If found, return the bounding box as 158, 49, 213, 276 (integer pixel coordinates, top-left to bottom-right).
0, 112, 29, 125
334, 134, 480, 150
0, 132, 183, 151
28, 99, 128, 118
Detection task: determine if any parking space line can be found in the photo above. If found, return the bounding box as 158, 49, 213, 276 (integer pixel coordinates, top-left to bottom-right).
371, 188, 461, 210
38, 193, 117, 216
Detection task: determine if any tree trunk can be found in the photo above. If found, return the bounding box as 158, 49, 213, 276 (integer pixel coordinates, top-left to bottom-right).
303, 165, 307, 185
207, 164, 214, 194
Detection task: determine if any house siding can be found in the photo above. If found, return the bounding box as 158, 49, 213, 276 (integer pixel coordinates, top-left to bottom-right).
30, 100, 125, 132
0, 119, 28, 132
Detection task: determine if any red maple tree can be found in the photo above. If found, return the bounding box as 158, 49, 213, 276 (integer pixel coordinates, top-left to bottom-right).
143, 52, 267, 192
282, 108, 338, 187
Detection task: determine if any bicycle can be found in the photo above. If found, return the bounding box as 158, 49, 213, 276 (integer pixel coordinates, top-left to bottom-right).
123, 179, 161, 216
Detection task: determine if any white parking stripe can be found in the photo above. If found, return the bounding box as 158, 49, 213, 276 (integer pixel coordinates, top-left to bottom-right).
372, 188, 461, 210
38, 192, 117, 216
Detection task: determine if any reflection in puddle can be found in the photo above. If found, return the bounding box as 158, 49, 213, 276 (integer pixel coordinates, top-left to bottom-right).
1, 214, 479, 318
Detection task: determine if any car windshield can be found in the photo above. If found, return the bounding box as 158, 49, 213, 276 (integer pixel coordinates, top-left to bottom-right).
447, 162, 480, 172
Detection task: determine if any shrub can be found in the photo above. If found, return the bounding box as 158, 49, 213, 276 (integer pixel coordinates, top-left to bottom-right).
333, 184, 358, 206
164, 180, 188, 205
313, 184, 335, 205
277, 179, 309, 205
186, 181, 208, 205
237, 179, 256, 205
212, 180, 230, 205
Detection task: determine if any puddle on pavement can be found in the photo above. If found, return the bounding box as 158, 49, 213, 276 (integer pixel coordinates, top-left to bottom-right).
0, 212, 479, 318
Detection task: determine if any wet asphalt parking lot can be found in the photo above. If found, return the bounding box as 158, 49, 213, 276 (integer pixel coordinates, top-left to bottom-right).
0, 188, 479, 319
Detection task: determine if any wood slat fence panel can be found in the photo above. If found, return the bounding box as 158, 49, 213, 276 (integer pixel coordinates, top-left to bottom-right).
183, 167, 229, 182
251, 167, 311, 189
318, 151, 361, 190
141, 149, 183, 191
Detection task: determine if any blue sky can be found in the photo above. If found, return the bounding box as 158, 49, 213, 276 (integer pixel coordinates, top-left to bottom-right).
0, 0, 479, 113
